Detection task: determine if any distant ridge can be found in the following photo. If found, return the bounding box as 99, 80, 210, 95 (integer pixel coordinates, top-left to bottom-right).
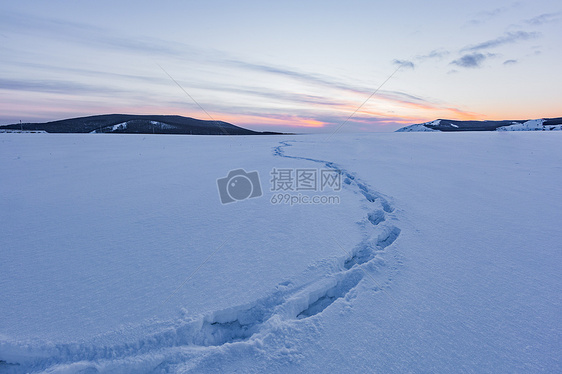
396, 117, 562, 132
0, 114, 284, 135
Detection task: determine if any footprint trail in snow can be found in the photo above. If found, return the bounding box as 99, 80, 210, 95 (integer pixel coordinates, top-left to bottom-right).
2, 140, 402, 373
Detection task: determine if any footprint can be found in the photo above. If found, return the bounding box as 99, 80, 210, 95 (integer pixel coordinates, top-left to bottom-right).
376, 226, 401, 249
296, 271, 363, 319
367, 210, 385, 226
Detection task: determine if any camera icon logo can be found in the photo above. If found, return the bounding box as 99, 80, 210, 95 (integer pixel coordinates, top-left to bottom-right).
217, 169, 263, 204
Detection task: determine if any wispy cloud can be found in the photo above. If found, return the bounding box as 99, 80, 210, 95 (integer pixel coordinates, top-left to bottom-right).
503, 59, 518, 65
211, 85, 349, 108
450, 53, 488, 68
392, 59, 415, 69
383, 90, 426, 103
0, 78, 126, 96
525, 12, 561, 25
0, 10, 204, 59
223, 60, 371, 95
415, 49, 450, 61
219, 59, 442, 111
466, 2, 526, 26
462, 31, 540, 52
5, 61, 166, 85
467, 5, 512, 25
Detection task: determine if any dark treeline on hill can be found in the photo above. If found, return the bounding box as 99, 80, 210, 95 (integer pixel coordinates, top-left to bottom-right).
1, 114, 285, 135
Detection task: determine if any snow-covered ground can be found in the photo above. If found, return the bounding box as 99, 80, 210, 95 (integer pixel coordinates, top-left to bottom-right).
1, 132, 561, 373
0, 130, 47, 134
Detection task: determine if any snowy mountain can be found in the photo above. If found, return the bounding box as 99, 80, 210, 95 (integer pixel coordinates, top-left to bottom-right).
396, 117, 562, 132
0, 114, 282, 135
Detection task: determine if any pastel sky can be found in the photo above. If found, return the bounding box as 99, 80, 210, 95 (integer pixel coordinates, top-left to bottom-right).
1, 1, 560, 132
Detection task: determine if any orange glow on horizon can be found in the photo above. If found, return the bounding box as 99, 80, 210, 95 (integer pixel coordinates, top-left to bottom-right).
4, 96, 521, 132
300, 119, 325, 127
218, 113, 327, 129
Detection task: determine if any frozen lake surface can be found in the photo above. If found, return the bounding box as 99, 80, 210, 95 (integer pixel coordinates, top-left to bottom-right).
1, 132, 560, 373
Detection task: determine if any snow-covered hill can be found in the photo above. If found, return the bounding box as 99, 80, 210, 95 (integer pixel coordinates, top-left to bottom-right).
1, 133, 561, 373
395, 120, 440, 132
0, 114, 281, 135
397, 117, 562, 132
